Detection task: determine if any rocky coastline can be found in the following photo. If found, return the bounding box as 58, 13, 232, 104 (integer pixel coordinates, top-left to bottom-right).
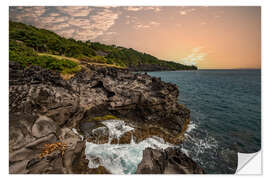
9, 61, 204, 174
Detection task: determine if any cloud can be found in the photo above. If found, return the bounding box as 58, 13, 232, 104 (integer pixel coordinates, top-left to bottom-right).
46, 23, 70, 31
57, 6, 91, 17
125, 6, 163, 12
10, 6, 165, 41
40, 16, 69, 25
180, 47, 207, 65
29, 7, 46, 17
9, 6, 46, 24
68, 18, 91, 27
126, 7, 143, 12
125, 15, 138, 25
73, 29, 104, 41
57, 28, 75, 38
144, 7, 162, 12
71, 9, 119, 40
179, 8, 197, 16
134, 24, 150, 29
105, 31, 117, 35
10, 7, 120, 41
90, 9, 119, 32
134, 21, 160, 30
150, 21, 160, 26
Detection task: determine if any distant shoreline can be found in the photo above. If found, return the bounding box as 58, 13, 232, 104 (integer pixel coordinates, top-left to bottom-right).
135, 68, 261, 73
198, 68, 261, 70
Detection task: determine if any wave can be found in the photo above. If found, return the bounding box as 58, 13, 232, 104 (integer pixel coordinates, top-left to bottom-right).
84, 119, 172, 174
181, 120, 219, 172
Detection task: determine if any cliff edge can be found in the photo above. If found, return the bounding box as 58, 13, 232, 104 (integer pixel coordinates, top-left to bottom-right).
9, 62, 202, 174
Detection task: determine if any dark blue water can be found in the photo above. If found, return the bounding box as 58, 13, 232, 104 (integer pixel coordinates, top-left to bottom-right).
147, 70, 261, 174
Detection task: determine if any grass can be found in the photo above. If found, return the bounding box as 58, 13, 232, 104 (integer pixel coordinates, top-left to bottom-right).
10, 40, 125, 82
38, 53, 126, 69
10, 41, 82, 77
33, 55, 82, 75
38, 53, 80, 63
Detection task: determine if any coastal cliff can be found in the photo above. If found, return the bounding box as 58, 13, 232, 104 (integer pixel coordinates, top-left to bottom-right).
9, 62, 203, 174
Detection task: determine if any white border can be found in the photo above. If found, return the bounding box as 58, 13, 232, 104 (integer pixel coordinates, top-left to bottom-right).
8, 0, 262, 6
1, 0, 269, 179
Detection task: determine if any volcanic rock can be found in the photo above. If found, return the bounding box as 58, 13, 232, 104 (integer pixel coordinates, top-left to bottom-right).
9, 62, 197, 174
136, 147, 204, 174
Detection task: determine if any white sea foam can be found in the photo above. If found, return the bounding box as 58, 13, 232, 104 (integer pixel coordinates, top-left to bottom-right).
85, 137, 172, 174
181, 120, 219, 168
101, 119, 134, 144
182, 126, 219, 166
186, 122, 197, 133
85, 119, 172, 174
185, 133, 218, 154
181, 147, 190, 156
72, 128, 84, 140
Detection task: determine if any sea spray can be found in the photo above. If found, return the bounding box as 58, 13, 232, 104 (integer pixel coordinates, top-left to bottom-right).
101, 120, 134, 144
85, 119, 173, 174
180, 120, 219, 172
186, 122, 197, 133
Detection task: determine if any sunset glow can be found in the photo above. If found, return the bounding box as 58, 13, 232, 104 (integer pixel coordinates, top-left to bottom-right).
9, 6, 261, 69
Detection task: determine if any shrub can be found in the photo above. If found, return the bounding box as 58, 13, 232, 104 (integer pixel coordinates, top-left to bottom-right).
10, 40, 81, 74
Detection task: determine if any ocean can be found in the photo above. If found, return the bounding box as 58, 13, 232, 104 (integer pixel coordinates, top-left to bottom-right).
147, 69, 261, 174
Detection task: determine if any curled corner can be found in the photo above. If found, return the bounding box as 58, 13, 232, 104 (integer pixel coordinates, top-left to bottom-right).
235, 151, 262, 175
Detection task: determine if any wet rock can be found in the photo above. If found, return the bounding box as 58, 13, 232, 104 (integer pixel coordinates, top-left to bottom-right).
86, 126, 110, 144
58, 128, 81, 149
118, 131, 133, 144
32, 116, 59, 138
9, 113, 37, 152
10, 62, 190, 140
9, 133, 59, 174
71, 141, 110, 174
136, 147, 204, 174
9, 62, 193, 174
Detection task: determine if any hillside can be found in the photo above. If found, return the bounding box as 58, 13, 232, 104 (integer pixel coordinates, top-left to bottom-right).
9, 21, 197, 71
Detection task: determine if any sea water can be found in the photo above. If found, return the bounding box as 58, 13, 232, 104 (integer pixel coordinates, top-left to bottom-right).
148, 69, 261, 174
84, 120, 172, 174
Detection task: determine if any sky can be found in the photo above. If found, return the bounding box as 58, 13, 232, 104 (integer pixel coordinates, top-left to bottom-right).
9, 6, 261, 69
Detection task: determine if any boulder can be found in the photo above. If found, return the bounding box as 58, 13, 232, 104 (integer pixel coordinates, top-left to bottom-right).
136, 147, 204, 174
32, 116, 59, 138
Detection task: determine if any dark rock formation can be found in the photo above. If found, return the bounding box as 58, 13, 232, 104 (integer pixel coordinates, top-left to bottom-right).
9, 61, 190, 144
9, 61, 196, 174
136, 147, 204, 174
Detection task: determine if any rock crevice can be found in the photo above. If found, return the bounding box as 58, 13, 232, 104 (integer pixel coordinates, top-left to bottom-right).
9, 62, 201, 174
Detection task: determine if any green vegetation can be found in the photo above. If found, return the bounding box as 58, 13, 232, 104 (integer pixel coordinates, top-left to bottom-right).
84, 115, 119, 122
10, 40, 81, 74
91, 115, 118, 121
9, 21, 197, 70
